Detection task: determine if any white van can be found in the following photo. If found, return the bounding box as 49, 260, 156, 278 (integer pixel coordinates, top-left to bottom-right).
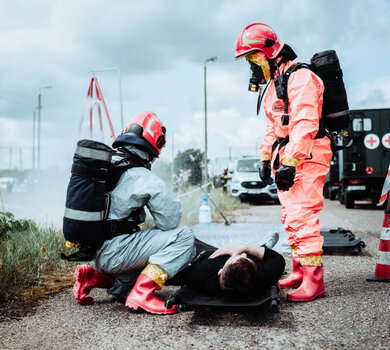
228, 157, 278, 203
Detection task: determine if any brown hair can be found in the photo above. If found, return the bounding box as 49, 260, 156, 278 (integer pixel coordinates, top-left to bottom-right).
220, 258, 257, 294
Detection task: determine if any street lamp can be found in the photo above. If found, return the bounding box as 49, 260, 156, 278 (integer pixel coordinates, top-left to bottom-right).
32, 107, 38, 170
91, 67, 124, 130
37, 86, 52, 170
204, 56, 217, 184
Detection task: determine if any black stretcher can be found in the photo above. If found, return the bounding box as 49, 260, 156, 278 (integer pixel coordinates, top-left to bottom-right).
164, 229, 365, 314
321, 227, 366, 253
166, 285, 280, 314
165, 239, 281, 313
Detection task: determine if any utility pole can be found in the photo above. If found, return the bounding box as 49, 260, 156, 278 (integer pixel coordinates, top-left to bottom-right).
37, 93, 40, 169
171, 133, 175, 190
32, 108, 36, 170
37, 86, 52, 170
203, 56, 217, 184
19, 148, 23, 170
9, 147, 12, 169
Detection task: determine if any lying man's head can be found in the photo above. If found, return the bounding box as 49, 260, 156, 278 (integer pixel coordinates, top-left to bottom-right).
218, 253, 257, 294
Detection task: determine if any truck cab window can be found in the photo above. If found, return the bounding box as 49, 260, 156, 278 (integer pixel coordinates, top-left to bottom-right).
352, 118, 372, 132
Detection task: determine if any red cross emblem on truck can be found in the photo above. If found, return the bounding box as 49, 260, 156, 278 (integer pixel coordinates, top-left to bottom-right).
364, 134, 379, 149
367, 137, 377, 146
382, 133, 390, 149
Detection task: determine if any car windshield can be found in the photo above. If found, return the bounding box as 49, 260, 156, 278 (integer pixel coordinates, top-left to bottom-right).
236, 159, 260, 172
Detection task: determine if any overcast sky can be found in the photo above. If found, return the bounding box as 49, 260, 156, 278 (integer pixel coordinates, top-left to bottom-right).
0, 0, 389, 172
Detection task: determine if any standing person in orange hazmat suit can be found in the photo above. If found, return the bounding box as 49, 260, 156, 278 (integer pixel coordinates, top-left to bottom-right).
235, 23, 332, 302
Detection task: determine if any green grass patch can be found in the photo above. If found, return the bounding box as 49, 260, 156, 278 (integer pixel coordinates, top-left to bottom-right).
0, 212, 73, 300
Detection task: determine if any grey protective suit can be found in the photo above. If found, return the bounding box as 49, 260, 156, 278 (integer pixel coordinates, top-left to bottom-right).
91, 166, 196, 299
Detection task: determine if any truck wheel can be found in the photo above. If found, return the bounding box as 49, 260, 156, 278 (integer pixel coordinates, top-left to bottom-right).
323, 184, 329, 199
339, 192, 345, 205
345, 193, 354, 209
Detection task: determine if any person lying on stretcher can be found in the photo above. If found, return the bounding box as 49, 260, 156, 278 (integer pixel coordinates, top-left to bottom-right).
169, 239, 285, 298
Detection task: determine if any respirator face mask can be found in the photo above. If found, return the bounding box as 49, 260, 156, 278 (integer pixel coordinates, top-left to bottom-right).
246, 52, 271, 92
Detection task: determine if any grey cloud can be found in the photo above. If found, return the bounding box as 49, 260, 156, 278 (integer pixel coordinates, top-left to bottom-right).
357, 89, 385, 108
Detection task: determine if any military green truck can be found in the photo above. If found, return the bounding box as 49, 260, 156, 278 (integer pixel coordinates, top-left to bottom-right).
335, 108, 390, 208
323, 153, 339, 200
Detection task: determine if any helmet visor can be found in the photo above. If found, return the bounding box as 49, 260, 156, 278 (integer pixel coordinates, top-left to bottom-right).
246, 52, 271, 82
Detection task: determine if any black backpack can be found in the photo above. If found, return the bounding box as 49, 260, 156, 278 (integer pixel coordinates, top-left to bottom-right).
61, 139, 143, 261
279, 50, 349, 134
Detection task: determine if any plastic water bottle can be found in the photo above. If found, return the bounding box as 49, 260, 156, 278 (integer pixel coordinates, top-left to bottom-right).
198, 195, 211, 225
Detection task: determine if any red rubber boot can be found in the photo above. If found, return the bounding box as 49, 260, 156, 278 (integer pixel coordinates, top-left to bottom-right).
73, 265, 115, 305
286, 265, 325, 302
278, 256, 303, 289
125, 264, 176, 315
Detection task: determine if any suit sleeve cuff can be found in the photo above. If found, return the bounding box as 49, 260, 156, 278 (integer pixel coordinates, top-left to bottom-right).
261, 154, 272, 161
281, 156, 299, 167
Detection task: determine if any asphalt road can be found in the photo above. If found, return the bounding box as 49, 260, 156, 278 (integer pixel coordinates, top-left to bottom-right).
0, 198, 389, 350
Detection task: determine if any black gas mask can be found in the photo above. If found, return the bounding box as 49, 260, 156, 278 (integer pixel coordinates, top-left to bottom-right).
248, 62, 267, 92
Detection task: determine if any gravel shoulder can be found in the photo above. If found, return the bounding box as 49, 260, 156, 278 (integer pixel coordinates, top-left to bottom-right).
0, 199, 389, 350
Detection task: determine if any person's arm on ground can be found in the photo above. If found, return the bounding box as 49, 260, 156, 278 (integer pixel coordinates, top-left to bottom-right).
210, 245, 265, 260
255, 247, 286, 288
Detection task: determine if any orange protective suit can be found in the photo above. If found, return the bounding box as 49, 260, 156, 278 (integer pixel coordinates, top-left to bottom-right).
259, 61, 332, 257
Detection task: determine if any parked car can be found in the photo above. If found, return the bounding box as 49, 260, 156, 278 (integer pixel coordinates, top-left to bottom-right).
228, 156, 278, 203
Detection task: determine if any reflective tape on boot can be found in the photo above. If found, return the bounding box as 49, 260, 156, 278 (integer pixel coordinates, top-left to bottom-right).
300, 255, 322, 266
141, 264, 168, 287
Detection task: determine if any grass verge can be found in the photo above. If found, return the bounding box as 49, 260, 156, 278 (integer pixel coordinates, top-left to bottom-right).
0, 212, 75, 318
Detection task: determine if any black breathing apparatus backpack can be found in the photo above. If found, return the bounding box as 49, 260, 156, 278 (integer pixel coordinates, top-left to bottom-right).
61, 139, 144, 261
265, 50, 350, 151
279, 50, 349, 131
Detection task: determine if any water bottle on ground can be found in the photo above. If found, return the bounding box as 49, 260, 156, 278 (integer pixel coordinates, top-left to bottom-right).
198, 195, 211, 225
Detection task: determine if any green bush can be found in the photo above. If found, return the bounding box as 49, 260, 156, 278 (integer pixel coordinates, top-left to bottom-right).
0, 212, 37, 240
0, 213, 69, 299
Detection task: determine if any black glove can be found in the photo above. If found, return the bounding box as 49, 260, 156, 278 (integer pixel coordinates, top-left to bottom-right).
259, 160, 273, 185
275, 165, 296, 191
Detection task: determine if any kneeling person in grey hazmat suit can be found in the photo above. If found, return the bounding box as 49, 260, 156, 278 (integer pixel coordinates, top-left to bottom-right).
73, 112, 195, 314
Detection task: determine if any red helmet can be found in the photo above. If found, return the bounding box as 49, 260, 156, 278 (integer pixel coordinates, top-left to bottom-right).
235, 23, 284, 60
112, 111, 166, 156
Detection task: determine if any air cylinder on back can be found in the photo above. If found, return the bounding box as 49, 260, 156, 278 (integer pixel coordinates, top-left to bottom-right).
310, 50, 350, 131
63, 139, 113, 249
